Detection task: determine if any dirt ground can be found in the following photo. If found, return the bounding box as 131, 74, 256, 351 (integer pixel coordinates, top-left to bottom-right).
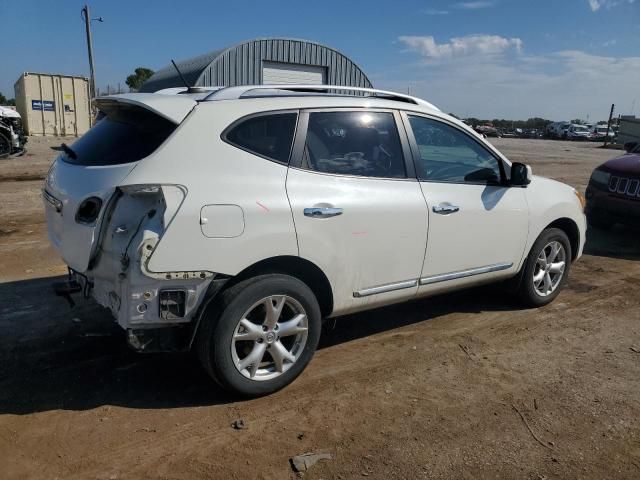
1, 137, 640, 480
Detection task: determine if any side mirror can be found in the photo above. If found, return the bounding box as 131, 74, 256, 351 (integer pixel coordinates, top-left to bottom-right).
624, 142, 638, 153
510, 162, 532, 186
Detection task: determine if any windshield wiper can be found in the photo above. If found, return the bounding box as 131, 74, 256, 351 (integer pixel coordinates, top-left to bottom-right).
61, 143, 77, 160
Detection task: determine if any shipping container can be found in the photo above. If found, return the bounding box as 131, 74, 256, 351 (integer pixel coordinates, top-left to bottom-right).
14, 72, 91, 137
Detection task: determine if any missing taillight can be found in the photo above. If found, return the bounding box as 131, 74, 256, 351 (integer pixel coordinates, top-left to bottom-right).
159, 290, 186, 320
76, 196, 103, 224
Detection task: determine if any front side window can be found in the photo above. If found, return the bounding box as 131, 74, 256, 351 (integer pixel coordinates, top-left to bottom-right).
302, 111, 406, 178
408, 115, 503, 184
225, 113, 297, 164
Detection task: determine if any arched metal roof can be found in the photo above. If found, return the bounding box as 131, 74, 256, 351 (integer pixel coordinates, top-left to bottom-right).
140, 38, 372, 93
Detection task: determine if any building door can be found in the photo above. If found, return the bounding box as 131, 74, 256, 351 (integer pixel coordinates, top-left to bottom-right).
262, 62, 326, 85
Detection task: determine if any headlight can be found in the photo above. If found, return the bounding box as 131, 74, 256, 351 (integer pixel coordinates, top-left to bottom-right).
590, 169, 610, 185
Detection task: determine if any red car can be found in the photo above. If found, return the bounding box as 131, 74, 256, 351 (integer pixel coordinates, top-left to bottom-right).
586, 142, 640, 229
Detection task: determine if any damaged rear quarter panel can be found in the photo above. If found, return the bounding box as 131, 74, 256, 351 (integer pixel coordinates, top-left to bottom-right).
89, 185, 213, 328
118, 101, 299, 277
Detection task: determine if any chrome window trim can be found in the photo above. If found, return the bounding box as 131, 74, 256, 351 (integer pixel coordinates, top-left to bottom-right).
419, 263, 513, 286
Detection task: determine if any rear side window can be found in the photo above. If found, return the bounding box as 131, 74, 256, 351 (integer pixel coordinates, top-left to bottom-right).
225, 113, 297, 164
302, 111, 406, 178
61, 103, 176, 166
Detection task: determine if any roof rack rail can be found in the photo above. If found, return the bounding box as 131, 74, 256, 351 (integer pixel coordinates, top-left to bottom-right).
203, 84, 440, 110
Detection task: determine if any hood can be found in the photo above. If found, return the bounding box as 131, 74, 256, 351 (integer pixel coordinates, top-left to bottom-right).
0, 105, 21, 119
601, 153, 640, 176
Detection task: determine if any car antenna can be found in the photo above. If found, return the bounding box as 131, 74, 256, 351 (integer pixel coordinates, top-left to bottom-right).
171, 60, 206, 94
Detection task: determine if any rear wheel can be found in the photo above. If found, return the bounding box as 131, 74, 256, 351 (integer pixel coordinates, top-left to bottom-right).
517, 228, 571, 307
197, 274, 321, 397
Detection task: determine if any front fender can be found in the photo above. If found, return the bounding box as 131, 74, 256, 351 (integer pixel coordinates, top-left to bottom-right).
523, 176, 586, 262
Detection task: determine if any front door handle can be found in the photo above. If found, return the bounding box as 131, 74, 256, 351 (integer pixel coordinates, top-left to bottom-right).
432, 204, 460, 215
304, 207, 343, 218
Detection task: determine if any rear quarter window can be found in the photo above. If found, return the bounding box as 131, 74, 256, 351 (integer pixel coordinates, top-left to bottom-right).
224, 113, 298, 164
61, 103, 176, 166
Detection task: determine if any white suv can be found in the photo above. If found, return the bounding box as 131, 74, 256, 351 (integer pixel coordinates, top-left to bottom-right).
43, 85, 586, 396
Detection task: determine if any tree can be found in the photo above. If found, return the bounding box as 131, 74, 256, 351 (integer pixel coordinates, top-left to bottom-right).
0, 92, 14, 105
125, 68, 154, 91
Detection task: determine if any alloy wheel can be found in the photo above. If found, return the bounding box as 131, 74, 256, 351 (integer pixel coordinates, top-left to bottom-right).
231, 295, 309, 381
532, 240, 566, 297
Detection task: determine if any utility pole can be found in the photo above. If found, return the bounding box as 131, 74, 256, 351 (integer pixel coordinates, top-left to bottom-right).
81, 5, 97, 100
604, 104, 615, 147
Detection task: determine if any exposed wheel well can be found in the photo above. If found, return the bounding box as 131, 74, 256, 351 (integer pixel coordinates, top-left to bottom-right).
222, 256, 334, 317
546, 218, 580, 261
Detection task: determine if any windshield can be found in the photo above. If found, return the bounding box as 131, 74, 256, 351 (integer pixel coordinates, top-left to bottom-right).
61, 103, 177, 166
574, 126, 588, 132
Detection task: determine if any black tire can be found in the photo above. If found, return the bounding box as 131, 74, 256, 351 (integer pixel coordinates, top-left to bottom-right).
517, 228, 572, 307
587, 211, 614, 231
196, 274, 321, 397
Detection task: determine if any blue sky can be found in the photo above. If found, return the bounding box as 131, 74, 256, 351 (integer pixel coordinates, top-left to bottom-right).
1, 0, 638, 120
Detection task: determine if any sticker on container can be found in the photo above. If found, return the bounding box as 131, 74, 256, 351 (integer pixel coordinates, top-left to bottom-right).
32, 100, 55, 111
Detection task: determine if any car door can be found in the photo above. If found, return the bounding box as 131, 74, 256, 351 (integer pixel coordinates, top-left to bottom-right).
401, 113, 529, 295
286, 109, 429, 315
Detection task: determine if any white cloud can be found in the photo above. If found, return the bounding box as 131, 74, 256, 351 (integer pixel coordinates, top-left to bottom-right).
383, 37, 640, 119
587, 0, 635, 11
456, 1, 496, 9
423, 8, 450, 15
398, 34, 523, 60
421, 2, 495, 15
589, 0, 601, 10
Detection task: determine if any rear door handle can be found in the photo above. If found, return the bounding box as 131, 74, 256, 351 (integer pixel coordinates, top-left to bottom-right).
304, 207, 343, 218
432, 204, 460, 215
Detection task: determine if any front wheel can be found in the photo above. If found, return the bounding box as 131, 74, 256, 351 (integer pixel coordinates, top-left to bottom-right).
517, 228, 572, 307
197, 274, 321, 397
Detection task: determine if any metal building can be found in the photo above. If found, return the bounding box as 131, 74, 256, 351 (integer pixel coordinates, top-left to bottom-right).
14, 73, 91, 137
140, 38, 372, 93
